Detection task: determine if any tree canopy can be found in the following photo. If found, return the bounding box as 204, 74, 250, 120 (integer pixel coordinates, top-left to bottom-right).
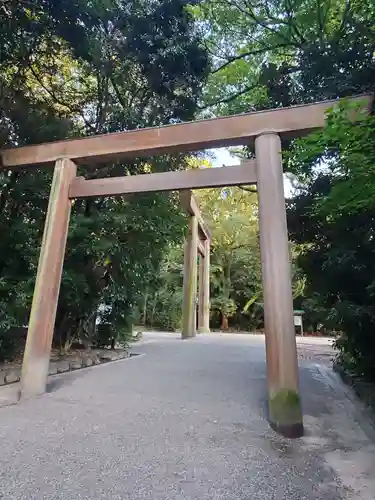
286, 102, 375, 378
190, 0, 374, 114
0, 0, 209, 359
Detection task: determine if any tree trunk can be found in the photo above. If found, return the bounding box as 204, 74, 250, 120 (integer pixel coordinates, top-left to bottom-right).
221, 313, 229, 330
142, 291, 148, 326
150, 293, 158, 327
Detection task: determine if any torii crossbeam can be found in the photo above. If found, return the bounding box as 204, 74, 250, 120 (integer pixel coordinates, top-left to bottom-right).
1, 94, 371, 439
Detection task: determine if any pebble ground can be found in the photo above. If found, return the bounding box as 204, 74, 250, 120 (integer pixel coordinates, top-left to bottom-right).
0, 332, 374, 499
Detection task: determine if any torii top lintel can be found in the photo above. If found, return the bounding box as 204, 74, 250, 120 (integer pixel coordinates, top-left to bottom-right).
1, 95, 371, 168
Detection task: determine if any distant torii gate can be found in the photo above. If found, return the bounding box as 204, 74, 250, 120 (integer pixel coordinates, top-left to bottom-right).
1, 94, 371, 438
180, 191, 211, 338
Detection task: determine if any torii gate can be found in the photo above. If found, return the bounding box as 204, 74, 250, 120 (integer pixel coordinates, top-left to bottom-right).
180, 190, 211, 338
1, 94, 371, 438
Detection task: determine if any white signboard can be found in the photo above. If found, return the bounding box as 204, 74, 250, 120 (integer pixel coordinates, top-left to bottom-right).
294, 315, 302, 327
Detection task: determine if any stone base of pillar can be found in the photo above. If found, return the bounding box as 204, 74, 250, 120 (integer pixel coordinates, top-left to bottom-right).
268, 388, 304, 438
181, 333, 196, 339
197, 327, 210, 334
181, 326, 197, 338
269, 420, 304, 439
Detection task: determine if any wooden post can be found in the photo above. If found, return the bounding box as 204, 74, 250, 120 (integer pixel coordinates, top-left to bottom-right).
20, 158, 77, 398
198, 254, 204, 333
198, 240, 210, 333
182, 215, 198, 339
255, 133, 303, 438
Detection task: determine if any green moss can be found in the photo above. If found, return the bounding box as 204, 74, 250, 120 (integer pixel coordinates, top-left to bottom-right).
269, 389, 302, 425
198, 326, 210, 334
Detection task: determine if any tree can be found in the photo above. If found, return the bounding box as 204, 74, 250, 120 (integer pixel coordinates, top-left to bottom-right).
144, 179, 308, 333
287, 103, 375, 378
287, 100, 375, 216
188, 0, 375, 369
142, 183, 263, 333
0, 0, 209, 359
190, 0, 375, 115
143, 244, 185, 331
197, 186, 261, 329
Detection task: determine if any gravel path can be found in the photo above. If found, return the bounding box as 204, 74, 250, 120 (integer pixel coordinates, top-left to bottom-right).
0, 332, 374, 499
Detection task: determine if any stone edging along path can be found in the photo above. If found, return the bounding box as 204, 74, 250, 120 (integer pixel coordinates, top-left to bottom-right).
0, 349, 131, 387
334, 362, 375, 411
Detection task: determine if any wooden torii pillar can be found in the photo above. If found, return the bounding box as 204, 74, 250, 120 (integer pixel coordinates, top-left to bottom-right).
198, 239, 210, 334
180, 191, 210, 338
20, 158, 76, 397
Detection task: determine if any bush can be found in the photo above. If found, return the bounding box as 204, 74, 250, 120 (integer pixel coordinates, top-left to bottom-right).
0, 327, 27, 362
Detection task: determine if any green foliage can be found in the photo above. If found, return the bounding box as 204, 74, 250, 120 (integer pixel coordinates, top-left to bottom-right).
198, 186, 262, 330
190, 0, 374, 114
0, 0, 208, 360
287, 105, 375, 379
146, 185, 263, 332
210, 295, 237, 319
143, 245, 185, 331
287, 100, 375, 215
189, 0, 375, 378
148, 183, 307, 333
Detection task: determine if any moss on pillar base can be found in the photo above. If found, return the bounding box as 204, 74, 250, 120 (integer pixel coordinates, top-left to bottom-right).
269, 389, 304, 438
198, 327, 210, 334
181, 332, 196, 339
